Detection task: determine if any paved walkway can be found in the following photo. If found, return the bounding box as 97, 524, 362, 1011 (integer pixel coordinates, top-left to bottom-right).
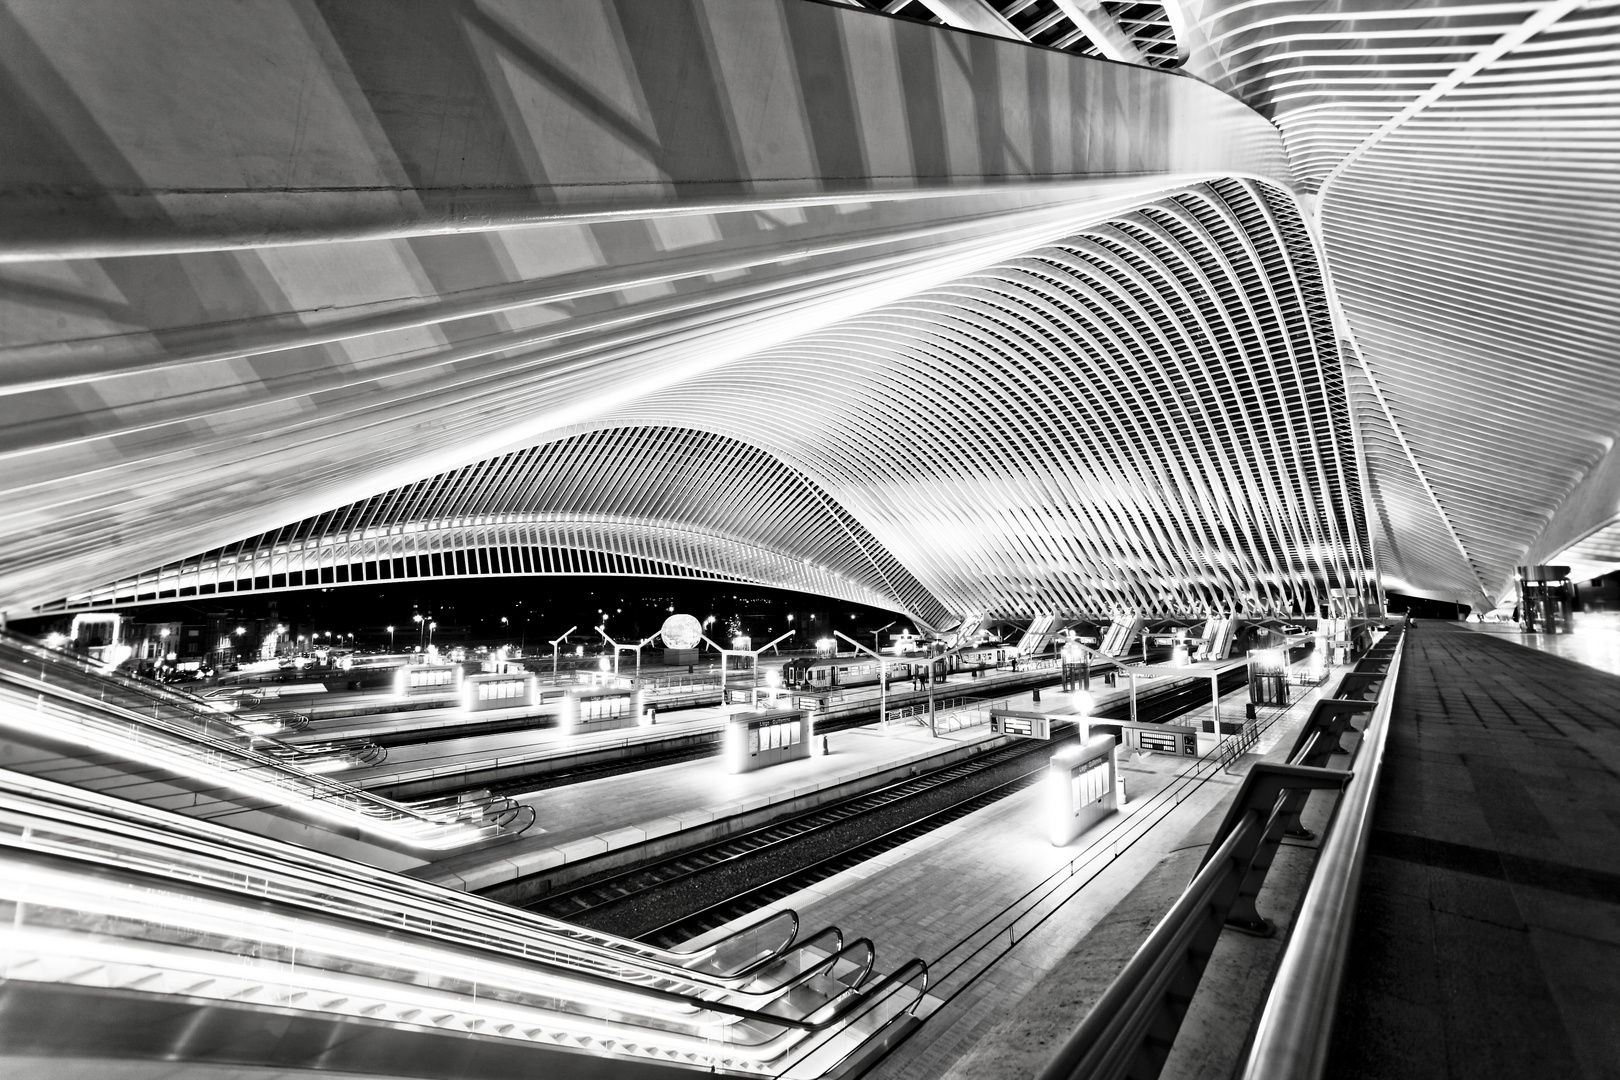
1328, 622, 1620, 1080
1462, 610, 1620, 679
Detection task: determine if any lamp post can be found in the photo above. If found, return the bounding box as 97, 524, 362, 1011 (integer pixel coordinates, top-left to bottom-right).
873, 620, 896, 654
413, 613, 424, 650
549, 626, 577, 681
387, 625, 394, 651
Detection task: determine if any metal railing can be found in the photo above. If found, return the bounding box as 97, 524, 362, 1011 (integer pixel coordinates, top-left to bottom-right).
1238, 634, 1406, 1080
1035, 626, 1405, 1080
0, 635, 533, 848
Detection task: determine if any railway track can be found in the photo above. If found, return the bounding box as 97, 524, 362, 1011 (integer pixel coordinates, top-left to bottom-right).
637, 770, 1049, 948
526, 728, 1076, 939
523, 662, 1259, 943
364, 713, 559, 748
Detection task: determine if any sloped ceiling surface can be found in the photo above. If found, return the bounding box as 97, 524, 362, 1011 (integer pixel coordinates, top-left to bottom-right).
55, 177, 1374, 621
1181, 0, 1620, 602
54, 428, 954, 624
592, 178, 1373, 617
0, 0, 1295, 619
12, 0, 1615, 619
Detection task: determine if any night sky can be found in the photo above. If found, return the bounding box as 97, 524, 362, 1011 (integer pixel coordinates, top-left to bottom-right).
13, 577, 915, 651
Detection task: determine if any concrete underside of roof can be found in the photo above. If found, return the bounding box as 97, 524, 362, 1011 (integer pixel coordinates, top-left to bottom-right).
2, 0, 1616, 621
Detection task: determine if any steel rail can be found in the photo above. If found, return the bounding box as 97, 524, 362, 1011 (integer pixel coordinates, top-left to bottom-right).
1237, 631, 1405, 1079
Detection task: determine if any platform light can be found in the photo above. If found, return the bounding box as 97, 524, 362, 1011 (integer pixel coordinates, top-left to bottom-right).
1070, 689, 1094, 717
44, 632, 67, 648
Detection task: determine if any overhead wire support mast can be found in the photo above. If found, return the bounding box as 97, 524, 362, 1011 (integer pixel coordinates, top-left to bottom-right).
595, 626, 660, 680
547, 626, 576, 683
702, 630, 795, 707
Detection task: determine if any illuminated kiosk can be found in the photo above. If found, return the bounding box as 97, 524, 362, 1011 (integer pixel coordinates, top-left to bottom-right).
558, 685, 645, 736
461, 671, 538, 712
394, 661, 462, 699
1048, 735, 1119, 846
724, 708, 812, 774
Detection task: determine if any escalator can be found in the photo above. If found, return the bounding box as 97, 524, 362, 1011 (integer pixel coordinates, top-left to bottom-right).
0, 768, 929, 1078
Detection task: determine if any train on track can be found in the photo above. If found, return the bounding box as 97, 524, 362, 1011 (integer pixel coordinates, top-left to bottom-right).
779, 644, 1019, 691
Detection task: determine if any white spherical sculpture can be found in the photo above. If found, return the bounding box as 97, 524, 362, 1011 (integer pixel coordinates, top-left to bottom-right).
660, 614, 703, 651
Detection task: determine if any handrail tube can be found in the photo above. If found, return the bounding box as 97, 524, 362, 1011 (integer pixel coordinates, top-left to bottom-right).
1035, 808, 1269, 1080
0, 672, 488, 842
1, 835, 890, 1038
1039, 763, 1353, 1077
759, 938, 878, 1011
0, 768, 822, 996
1239, 633, 1406, 1080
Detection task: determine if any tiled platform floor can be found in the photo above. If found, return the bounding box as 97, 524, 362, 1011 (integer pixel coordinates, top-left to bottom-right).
1327, 622, 1620, 1080
414, 690, 1066, 892
1462, 610, 1620, 679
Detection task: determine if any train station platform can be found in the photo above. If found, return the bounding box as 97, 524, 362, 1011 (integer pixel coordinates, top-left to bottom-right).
1326, 621, 1620, 1079
334, 665, 1068, 797
408, 701, 1042, 895
706, 671, 1344, 1080
1461, 609, 1620, 678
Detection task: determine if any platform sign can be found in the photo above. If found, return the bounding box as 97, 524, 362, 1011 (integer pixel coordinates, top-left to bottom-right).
1138, 728, 1180, 754
1100, 720, 1200, 758
990, 709, 1051, 739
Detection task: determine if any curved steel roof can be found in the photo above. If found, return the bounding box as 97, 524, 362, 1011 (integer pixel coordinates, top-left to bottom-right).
3, 0, 1615, 619
1181, 0, 1620, 602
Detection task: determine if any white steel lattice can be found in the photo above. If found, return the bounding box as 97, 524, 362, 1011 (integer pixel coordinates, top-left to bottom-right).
1181, 0, 1620, 603
58, 179, 1374, 622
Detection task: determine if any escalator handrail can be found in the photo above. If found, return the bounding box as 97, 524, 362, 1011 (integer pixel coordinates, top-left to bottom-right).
0, 665, 465, 835
0, 817, 927, 1044
0, 767, 822, 994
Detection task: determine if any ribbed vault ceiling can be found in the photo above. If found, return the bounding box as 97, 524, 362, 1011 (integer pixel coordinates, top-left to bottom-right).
55, 429, 952, 624
68, 178, 1374, 622
1181, 0, 1620, 602
582, 178, 1373, 617
5, 0, 1617, 620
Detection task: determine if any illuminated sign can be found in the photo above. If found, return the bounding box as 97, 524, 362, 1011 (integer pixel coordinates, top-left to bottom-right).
990, 709, 1051, 739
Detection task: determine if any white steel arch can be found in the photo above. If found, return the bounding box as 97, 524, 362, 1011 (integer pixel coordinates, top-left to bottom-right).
1181, 0, 1620, 603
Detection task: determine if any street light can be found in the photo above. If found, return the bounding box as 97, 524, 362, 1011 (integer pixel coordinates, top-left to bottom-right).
387, 625, 395, 650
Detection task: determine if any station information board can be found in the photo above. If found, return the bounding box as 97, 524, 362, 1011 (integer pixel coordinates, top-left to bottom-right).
990, 709, 1051, 739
